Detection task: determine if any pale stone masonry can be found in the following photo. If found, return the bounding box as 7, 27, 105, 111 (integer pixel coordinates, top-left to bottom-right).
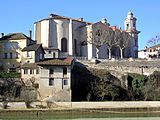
34, 11, 140, 59
21, 58, 74, 102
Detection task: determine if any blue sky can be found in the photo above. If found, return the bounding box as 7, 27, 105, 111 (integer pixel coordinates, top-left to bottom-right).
0, 0, 160, 50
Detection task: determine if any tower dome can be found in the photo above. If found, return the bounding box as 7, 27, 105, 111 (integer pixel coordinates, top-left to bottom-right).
128, 11, 133, 16
101, 18, 110, 26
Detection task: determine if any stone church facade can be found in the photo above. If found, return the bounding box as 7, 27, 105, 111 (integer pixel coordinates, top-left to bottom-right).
34, 11, 140, 60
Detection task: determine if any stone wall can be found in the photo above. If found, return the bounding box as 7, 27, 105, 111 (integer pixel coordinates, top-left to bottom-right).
77, 59, 160, 88
1, 101, 160, 109
79, 59, 160, 76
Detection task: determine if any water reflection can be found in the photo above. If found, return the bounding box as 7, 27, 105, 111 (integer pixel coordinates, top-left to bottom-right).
1, 117, 160, 120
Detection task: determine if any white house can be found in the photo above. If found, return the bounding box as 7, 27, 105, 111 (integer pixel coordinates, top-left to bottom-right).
138, 44, 160, 59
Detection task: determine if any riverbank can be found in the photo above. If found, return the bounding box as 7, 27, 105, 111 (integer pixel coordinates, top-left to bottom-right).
1, 108, 160, 119
1, 101, 160, 117
1, 101, 160, 109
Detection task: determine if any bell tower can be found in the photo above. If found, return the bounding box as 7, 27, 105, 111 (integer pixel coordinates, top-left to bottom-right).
124, 11, 140, 58
125, 11, 137, 32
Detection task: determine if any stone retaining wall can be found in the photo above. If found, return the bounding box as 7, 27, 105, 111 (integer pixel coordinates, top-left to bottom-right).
1, 101, 160, 109
79, 59, 160, 75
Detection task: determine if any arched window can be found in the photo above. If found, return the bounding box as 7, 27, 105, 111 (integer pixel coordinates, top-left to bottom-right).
61, 38, 67, 52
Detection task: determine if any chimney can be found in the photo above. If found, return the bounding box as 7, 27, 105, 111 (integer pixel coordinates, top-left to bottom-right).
49, 14, 54, 18
1, 33, 4, 37
79, 18, 84, 21
29, 30, 32, 39
111, 26, 117, 31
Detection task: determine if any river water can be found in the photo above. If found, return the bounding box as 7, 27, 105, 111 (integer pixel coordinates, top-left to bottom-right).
1, 111, 160, 120
1, 115, 160, 120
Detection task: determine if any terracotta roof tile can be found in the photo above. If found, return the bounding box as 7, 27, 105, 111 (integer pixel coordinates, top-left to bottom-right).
37, 58, 73, 66
21, 63, 39, 68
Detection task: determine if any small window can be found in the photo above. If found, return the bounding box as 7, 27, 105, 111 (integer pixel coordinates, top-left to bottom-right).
64, 79, 68, 85
53, 52, 56, 58
27, 52, 32, 58
49, 51, 51, 54
50, 69, 54, 74
16, 52, 19, 58
4, 53, 7, 59
24, 69, 28, 74
36, 69, 39, 74
39, 53, 43, 60
9, 68, 16, 72
126, 24, 129, 30
49, 78, 54, 86
63, 67, 67, 75
30, 69, 34, 74
133, 22, 136, 27
10, 52, 13, 59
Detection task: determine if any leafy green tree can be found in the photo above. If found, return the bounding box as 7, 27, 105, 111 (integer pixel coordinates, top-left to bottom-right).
144, 71, 160, 100
0, 72, 21, 109
127, 73, 147, 100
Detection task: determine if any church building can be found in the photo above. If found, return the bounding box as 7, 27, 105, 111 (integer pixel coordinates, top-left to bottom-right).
34, 11, 140, 60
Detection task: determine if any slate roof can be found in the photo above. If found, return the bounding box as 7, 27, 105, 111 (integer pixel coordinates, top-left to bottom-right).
37, 58, 73, 66
0, 33, 31, 40
22, 44, 44, 52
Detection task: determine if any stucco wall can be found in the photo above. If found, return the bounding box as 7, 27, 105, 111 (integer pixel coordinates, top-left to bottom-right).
39, 66, 71, 101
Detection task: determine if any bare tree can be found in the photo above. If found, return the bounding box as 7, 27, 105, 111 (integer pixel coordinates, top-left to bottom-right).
87, 25, 108, 59
103, 28, 119, 59
147, 34, 160, 47
116, 31, 131, 59
87, 24, 124, 59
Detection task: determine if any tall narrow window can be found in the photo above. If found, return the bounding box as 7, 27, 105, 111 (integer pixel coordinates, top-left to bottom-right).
50, 69, 54, 74
74, 39, 77, 55
63, 67, 67, 76
30, 69, 34, 74
133, 22, 136, 27
36, 69, 39, 74
16, 52, 18, 58
27, 52, 32, 58
61, 38, 67, 52
10, 52, 12, 59
4, 53, 7, 59
49, 78, 54, 86
39, 53, 43, 60
64, 79, 68, 85
53, 52, 55, 58
24, 69, 28, 74
126, 24, 129, 30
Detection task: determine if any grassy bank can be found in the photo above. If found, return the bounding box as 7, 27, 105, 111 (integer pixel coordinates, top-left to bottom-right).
1, 107, 160, 119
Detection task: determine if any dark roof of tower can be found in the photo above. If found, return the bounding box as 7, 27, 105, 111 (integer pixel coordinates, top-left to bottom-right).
22, 44, 44, 53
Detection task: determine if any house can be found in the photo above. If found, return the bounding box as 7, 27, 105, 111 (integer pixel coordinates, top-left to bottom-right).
22, 44, 45, 63
138, 44, 160, 59
21, 58, 74, 102
0, 33, 36, 72
34, 11, 140, 59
